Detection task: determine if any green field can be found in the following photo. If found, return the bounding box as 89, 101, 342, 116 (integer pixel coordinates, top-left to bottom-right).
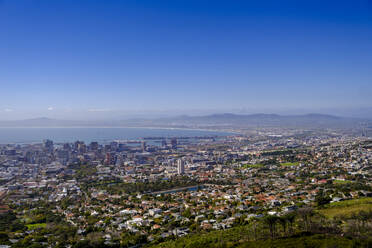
280, 162, 300, 167
318, 198, 372, 219
241, 164, 264, 169
26, 223, 47, 230
333, 179, 353, 185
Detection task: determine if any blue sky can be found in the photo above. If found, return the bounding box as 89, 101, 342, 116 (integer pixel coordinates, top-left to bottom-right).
0, 0, 371, 119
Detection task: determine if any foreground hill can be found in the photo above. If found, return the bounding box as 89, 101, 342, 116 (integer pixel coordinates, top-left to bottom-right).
147, 198, 372, 248
149, 232, 362, 248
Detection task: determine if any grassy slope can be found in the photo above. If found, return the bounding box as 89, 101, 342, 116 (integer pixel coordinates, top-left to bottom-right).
318, 198, 372, 219
26, 223, 47, 230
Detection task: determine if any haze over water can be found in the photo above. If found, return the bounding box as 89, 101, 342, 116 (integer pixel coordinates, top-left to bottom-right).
0, 127, 231, 144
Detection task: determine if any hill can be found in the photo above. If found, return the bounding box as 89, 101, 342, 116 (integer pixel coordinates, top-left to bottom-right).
138, 113, 367, 129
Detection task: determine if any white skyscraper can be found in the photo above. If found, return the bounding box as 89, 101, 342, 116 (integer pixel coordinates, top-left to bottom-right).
177, 159, 185, 175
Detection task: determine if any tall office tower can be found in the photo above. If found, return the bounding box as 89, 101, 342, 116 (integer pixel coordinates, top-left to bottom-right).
90, 142, 99, 151
77, 142, 87, 154
177, 159, 185, 175
171, 138, 178, 149
63, 143, 71, 151
110, 141, 118, 151
44, 139, 54, 152
141, 141, 147, 152
115, 153, 124, 166
74, 141, 86, 152
105, 152, 116, 165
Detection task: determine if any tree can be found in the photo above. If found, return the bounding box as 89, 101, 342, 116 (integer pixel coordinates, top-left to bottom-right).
315, 189, 331, 207
120, 232, 146, 248
297, 207, 313, 232
0, 232, 9, 244
264, 215, 278, 239
278, 216, 288, 236
285, 212, 296, 234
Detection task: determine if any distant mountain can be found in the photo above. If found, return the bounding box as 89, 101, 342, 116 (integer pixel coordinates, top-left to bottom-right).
141, 113, 363, 128
0, 113, 368, 129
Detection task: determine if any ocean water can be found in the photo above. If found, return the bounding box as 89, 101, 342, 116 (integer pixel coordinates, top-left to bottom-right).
0, 127, 232, 144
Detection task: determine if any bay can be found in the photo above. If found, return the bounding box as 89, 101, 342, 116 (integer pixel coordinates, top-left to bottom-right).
0, 127, 232, 144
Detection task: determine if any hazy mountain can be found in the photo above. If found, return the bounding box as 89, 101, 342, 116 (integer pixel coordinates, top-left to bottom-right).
0, 113, 368, 129
140, 113, 367, 128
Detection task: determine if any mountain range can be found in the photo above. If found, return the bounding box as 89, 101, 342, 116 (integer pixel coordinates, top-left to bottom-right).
0, 113, 369, 129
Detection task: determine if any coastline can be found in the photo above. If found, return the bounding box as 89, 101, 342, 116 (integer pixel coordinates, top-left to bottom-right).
0, 126, 239, 145
0, 125, 240, 133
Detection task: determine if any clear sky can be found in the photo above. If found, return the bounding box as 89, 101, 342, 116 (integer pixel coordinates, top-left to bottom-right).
0, 0, 371, 119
